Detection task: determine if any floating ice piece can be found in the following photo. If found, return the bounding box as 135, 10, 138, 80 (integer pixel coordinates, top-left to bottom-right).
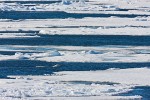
48, 50, 61, 56
52, 64, 60, 68
39, 30, 50, 34
31, 50, 61, 58
136, 18, 148, 21
14, 52, 28, 60
85, 50, 103, 54
102, 5, 116, 9
39, 30, 61, 35
61, 0, 72, 5
78, 0, 85, 5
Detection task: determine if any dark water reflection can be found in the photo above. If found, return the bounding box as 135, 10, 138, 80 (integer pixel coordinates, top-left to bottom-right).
0, 11, 149, 19
1, 35, 150, 46
0, 60, 150, 77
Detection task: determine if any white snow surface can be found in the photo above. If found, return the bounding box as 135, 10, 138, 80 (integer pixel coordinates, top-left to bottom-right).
0, 67, 149, 99
1, 45, 150, 63
0, 0, 150, 15
0, 0, 150, 99
0, 17, 150, 35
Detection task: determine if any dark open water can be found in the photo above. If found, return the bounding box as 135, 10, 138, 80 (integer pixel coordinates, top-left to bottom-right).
1, 35, 150, 46
0, 11, 149, 19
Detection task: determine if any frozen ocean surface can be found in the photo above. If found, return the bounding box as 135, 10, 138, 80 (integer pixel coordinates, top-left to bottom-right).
0, 0, 150, 99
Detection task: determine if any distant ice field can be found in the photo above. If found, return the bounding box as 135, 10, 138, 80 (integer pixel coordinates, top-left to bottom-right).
0, 1, 61, 4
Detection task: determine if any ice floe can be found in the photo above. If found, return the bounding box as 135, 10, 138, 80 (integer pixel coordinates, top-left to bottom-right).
0, 0, 150, 99
0, 45, 150, 63
0, 0, 149, 15
0, 67, 149, 99
0, 17, 150, 35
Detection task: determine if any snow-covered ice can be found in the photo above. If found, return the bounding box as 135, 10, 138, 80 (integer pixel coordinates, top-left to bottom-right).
0, 67, 149, 99
0, 17, 150, 35
1, 45, 150, 63
0, 0, 150, 99
0, 0, 150, 15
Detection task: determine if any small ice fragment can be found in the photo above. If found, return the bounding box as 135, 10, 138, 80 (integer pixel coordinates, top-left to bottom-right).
52, 64, 60, 68
39, 30, 50, 35
15, 52, 28, 60
86, 50, 102, 54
